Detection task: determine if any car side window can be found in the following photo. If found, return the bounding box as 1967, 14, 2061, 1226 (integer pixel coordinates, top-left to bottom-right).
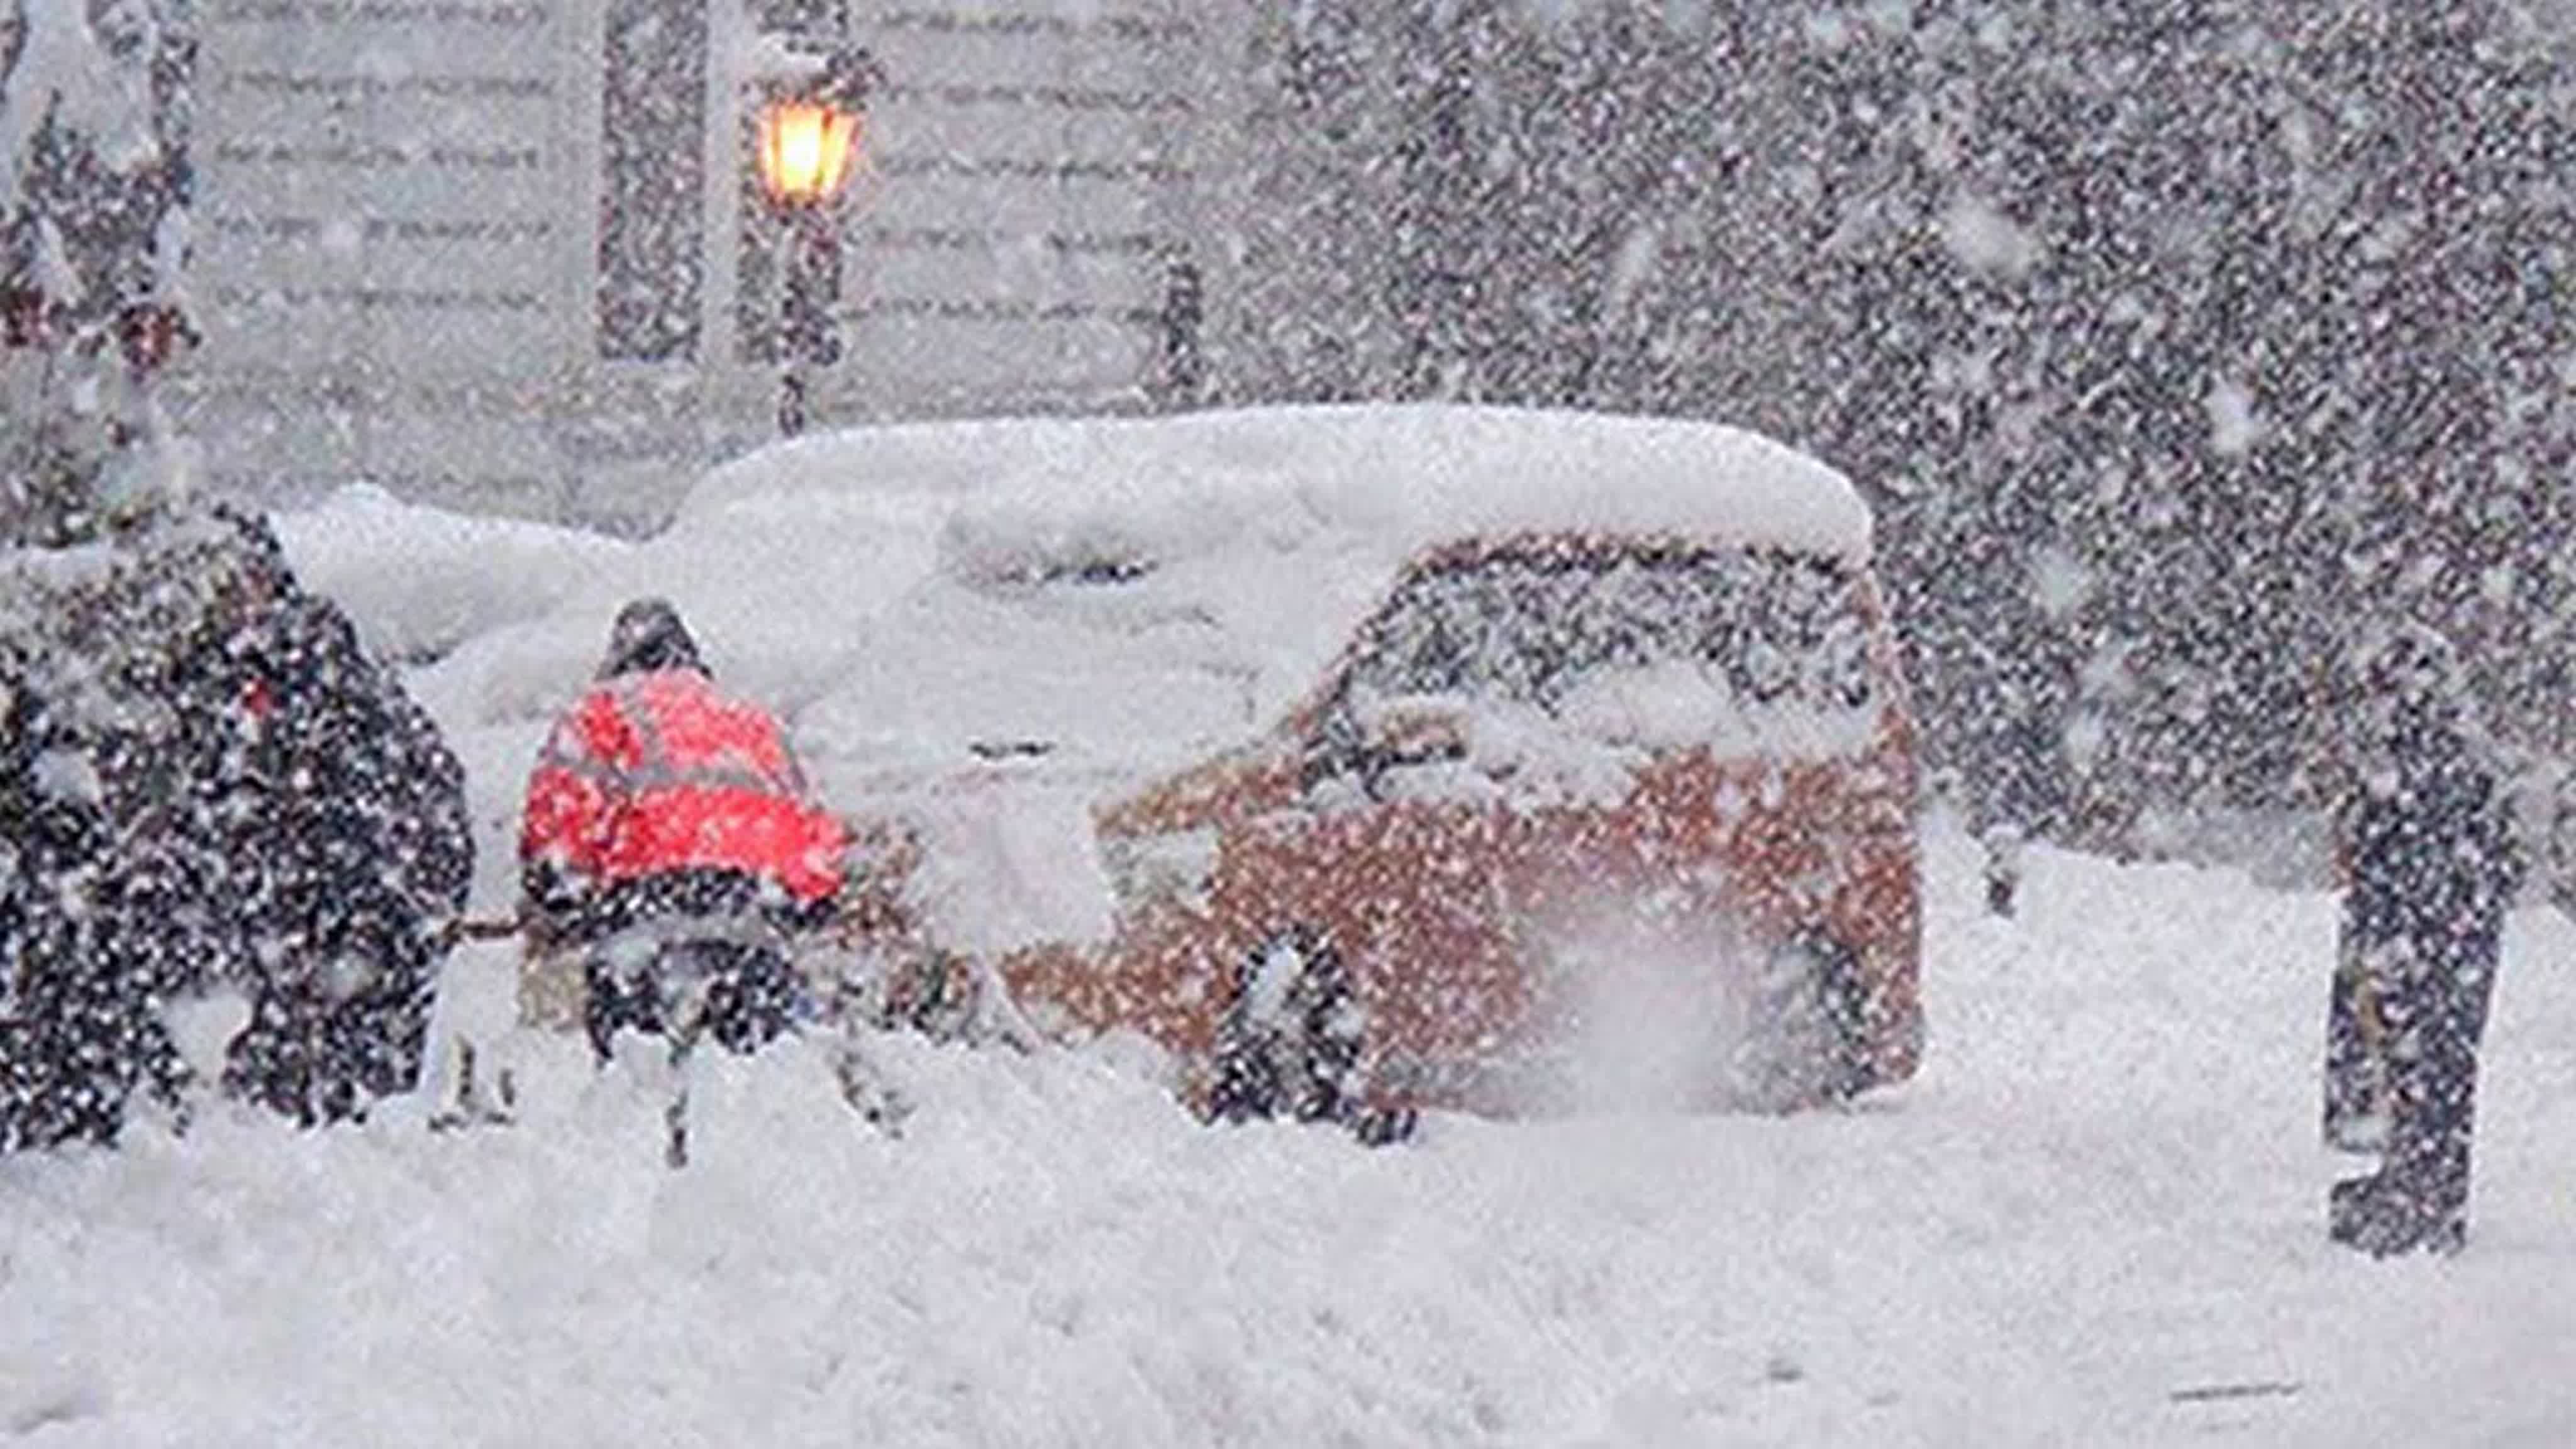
1330, 543, 1874, 738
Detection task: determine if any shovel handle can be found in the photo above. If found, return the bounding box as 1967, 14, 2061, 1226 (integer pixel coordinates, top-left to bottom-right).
453, 916, 526, 943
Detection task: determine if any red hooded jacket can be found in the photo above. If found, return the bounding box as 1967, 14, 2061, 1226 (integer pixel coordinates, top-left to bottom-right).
519, 669, 847, 904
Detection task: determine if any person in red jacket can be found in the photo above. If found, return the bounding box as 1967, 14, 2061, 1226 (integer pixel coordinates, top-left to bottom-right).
519, 597, 848, 1065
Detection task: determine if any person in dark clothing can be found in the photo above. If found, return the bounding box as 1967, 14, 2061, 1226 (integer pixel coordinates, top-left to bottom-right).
1, 503, 470, 1150
212, 582, 473, 1123
2326, 625, 2522, 1257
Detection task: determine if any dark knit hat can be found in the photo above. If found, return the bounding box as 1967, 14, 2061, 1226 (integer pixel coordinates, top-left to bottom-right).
599, 597, 706, 679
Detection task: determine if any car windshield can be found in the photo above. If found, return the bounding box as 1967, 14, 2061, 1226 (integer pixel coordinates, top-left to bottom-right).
1341, 542, 1875, 716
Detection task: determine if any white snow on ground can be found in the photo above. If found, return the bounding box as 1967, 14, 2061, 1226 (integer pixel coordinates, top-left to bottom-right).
5, 405, 2574, 1445
8, 829, 2573, 1446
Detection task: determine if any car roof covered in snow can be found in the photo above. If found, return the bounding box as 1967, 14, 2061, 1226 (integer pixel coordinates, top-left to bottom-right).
690, 403, 1875, 569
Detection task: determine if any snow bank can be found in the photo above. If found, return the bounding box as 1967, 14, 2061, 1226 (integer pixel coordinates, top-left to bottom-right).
272, 483, 631, 665
7, 826, 2575, 1446
369, 479, 952, 736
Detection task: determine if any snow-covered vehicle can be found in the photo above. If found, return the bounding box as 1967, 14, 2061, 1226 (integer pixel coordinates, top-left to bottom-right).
972, 411, 1926, 1121
409, 406, 1918, 1126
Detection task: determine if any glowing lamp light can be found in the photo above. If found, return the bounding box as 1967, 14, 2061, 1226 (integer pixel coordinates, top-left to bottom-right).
757, 97, 861, 206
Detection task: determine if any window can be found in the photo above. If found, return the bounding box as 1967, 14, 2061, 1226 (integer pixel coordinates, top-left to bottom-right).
595, 0, 708, 362
1342, 543, 1874, 716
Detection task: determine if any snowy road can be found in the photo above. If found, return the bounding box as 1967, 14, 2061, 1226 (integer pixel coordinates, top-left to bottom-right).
7, 824, 2571, 1448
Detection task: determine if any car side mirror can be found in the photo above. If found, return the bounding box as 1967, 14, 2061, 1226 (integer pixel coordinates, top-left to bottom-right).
1298, 689, 1468, 799
1356, 699, 1469, 771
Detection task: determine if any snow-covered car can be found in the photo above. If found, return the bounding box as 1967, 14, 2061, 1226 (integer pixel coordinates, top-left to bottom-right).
425, 406, 1920, 1123
987, 415, 1924, 1121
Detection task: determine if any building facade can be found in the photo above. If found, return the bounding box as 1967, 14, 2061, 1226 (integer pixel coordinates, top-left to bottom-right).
179, 0, 1233, 532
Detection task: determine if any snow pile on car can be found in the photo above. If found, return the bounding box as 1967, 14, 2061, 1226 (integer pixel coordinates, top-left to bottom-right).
728, 404, 1879, 772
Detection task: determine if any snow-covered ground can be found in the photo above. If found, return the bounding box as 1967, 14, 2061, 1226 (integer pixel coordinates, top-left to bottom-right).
8, 406, 2575, 1446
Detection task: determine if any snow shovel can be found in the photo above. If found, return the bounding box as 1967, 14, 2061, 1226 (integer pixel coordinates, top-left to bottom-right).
426, 1036, 518, 1133
421, 914, 538, 1134
432, 914, 531, 953
657, 975, 714, 1170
